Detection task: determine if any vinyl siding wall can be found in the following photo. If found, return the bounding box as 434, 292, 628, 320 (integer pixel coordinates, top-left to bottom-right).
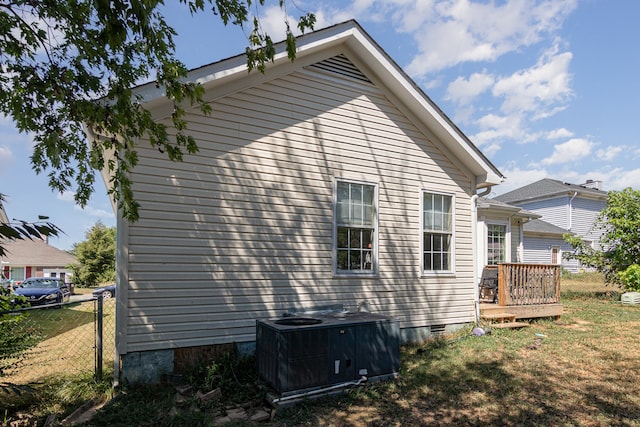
121, 64, 475, 353
571, 197, 606, 250
518, 197, 570, 230
523, 236, 577, 272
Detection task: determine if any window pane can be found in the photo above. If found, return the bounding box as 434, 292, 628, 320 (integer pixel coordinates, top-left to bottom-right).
424, 253, 432, 270
337, 250, 348, 270
442, 253, 450, 270
423, 192, 452, 232
433, 234, 442, 251
337, 203, 349, 224
424, 234, 432, 251
487, 224, 506, 265
350, 229, 361, 249
424, 194, 433, 230
363, 250, 372, 270
434, 253, 442, 270
350, 251, 362, 270
423, 232, 452, 272
335, 181, 376, 273
337, 227, 348, 248
442, 235, 451, 251
337, 182, 349, 202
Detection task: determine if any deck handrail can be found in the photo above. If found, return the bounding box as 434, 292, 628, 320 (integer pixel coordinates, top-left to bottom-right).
497, 263, 561, 306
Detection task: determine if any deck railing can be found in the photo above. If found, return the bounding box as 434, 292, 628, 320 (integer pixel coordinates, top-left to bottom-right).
497, 263, 561, 306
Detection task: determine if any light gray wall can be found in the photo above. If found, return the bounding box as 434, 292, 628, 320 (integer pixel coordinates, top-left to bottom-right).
119, 59, 478, 353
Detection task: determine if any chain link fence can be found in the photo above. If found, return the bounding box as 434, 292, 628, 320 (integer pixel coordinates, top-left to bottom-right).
0, 296, 115, 388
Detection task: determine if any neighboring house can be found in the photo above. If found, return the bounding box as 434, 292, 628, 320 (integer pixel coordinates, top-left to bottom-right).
0, 239, 77, 285
495, 178, 608, 272
90, 21, 505, 384
522, 219, 575, 266
0, 201, 76, 284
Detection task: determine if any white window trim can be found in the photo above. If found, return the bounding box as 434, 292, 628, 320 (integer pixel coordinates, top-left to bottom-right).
484, 220, 511, 266
333, 178, 379, 277
420, 190, 456, 276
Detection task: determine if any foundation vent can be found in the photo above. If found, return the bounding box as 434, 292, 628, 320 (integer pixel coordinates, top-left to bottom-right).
430, 324, 446, 337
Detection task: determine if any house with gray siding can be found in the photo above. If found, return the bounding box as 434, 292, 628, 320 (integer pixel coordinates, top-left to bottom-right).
495, 178, 607, 272
91, 21, 505, 383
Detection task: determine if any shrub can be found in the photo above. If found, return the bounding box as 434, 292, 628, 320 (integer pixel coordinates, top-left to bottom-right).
618, 264, 640, 292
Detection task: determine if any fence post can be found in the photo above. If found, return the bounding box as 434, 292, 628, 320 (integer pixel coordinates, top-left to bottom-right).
95, 295, 103, 380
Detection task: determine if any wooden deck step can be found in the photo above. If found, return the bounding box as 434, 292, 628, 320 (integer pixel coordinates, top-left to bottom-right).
481, 312, 516, 323
491, 322, 530, 329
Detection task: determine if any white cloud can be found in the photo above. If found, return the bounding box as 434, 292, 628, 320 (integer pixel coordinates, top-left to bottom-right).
546, 128, 574, 140
0, 146, 14, 176
492, 165, 548, 196
596, 146, 624, 162
607, 168, 640, 191
74, 204, 115, 219
493, 44, 573, 116
542, 138, 594, 165
402, 0, 577, 77
446, 72, 494, 104
471, 113, 529, 146
56, 191, 75, 202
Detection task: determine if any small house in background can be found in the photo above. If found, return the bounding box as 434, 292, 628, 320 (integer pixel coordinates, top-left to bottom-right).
91, 20, 506, 384
522, 219, 575, 266
0, 239, 77, 286
0, 201, 77, 286
495, 178, 608, 272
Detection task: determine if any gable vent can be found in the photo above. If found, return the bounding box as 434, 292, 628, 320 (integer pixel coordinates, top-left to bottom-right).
307, 54, 372, 84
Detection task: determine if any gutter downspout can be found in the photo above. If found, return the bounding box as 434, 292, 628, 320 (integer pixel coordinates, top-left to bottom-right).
472, 185, 493, 323
568, 191, 578, 231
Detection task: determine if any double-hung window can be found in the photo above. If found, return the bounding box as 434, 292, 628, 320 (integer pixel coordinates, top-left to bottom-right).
423, 192, 453, 272
335, 180, 376, 273
487, 224, 507, 265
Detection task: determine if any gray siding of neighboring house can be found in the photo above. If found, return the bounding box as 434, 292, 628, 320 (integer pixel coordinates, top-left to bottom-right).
571, 197, 607, 250
523, 236, 577, 272
511, 218, 522, 262
121, 61, 477, 353
517, 197, 570, 230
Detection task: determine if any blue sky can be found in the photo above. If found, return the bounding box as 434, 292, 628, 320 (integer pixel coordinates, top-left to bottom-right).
1, 0, 639, 250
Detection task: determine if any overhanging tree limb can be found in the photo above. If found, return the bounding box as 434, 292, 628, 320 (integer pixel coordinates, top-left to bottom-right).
0, 1, 315, 222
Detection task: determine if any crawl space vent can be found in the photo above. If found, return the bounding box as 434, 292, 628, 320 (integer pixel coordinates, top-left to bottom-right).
621, 292, 640, 305
430, 324, 446, 337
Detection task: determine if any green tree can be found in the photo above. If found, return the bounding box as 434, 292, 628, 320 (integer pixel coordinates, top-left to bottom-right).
70, 222, 117, 287
1, 1, 315, 221
564, 187, 640, 287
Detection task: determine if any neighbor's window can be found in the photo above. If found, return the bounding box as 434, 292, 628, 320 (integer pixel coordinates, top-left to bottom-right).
487, 224, 506, 265
423, 192, 453, 272
336, 180, 376, 273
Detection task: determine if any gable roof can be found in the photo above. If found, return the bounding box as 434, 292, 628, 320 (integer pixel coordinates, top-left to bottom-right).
495, 178, 608, 204
121, 20, 503, 191
0, 239, 77, 267
523, 219, 573, 237
477, 197, 540, 220
0, 200, 7, 224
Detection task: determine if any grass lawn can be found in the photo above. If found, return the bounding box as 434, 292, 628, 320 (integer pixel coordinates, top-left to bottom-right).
5, 275, 640, 426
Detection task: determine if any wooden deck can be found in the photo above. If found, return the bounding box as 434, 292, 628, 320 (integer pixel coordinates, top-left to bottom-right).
479, 263, 563, 321
480, 302, 563, 320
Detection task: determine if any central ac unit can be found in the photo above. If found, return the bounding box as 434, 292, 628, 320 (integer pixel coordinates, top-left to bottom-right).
256, 311, 399, 397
